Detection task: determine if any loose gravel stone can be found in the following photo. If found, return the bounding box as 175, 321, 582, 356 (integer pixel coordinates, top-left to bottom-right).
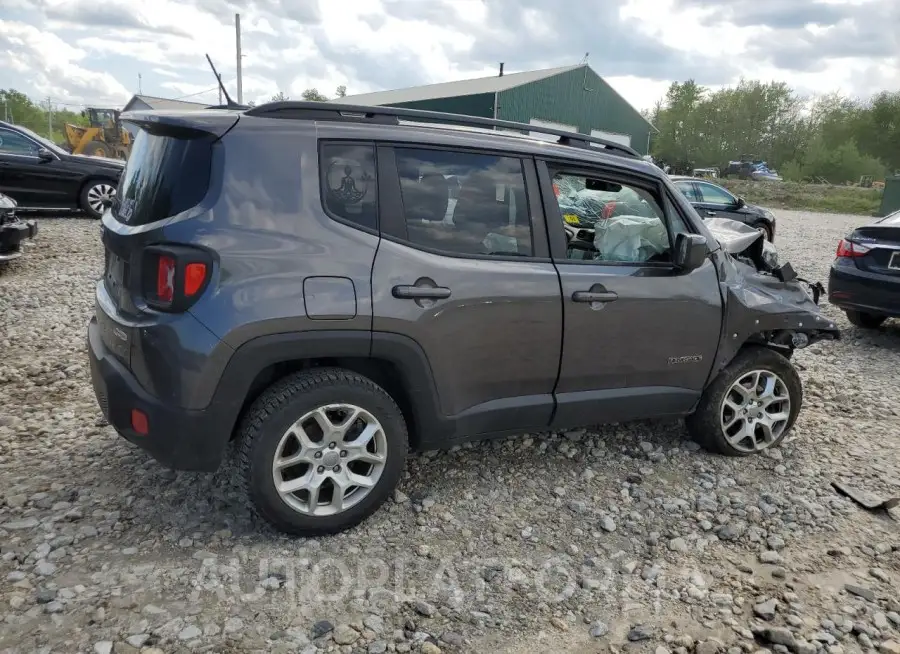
589, 621, 609, 637
0, 212, 897, 652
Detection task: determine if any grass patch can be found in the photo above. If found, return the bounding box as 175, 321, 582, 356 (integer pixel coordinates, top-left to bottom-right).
717, 179, 883, 216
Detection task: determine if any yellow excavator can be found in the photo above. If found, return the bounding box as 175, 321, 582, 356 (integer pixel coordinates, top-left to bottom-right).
61, 108, 132, 160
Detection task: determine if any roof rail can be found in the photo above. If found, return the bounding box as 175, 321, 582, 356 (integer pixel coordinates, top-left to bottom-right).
243, 101, 640, 158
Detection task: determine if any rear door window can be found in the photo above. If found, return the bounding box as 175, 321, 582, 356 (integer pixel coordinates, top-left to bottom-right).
674, 180, 700, 202
394, 148, 533, 257
114, 129, 214, 225
696, 182, 735, 206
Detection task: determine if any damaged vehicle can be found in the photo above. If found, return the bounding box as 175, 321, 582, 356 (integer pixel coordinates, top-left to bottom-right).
88, 101, 838, 536
0, 192, 37, 263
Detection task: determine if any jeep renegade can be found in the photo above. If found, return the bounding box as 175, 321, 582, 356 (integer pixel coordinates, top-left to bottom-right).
88, 102, 838, 536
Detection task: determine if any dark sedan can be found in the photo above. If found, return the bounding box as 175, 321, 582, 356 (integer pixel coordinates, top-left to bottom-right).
828, 210, 900, 328
670, 175, 776, 241
0, 120, 124, 219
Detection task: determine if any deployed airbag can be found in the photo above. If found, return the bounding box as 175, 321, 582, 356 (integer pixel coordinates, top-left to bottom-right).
593, 214, 669, 262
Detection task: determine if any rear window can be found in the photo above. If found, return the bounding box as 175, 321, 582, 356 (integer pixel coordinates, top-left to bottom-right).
114, 129, 213, 225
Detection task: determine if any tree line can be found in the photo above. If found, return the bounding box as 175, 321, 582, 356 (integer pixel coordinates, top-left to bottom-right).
269, 85, 346, 103
1, 89, 89, 145
646, 80, 900, 184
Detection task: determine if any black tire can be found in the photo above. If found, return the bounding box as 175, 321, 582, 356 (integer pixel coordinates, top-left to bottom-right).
237, 367, 408, 536
686, 346, 802, 457
845, 309, 886, 329
79, 179, 117, 219
83, 140, 111, 158
754, 221, 773, 242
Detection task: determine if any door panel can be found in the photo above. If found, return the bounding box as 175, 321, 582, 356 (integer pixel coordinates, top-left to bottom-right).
540, 165, 723, 429
552, 260, 722, 427
372, 238, 562, 434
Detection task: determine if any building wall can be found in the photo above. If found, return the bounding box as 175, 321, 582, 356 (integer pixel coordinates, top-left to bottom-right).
387, 93, 496, 119
496, 66, 652, 154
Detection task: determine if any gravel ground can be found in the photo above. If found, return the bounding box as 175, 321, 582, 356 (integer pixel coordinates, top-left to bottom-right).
1, 211, 899, 654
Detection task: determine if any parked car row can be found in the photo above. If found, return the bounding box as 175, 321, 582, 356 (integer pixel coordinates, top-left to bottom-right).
0, 119, 123, 219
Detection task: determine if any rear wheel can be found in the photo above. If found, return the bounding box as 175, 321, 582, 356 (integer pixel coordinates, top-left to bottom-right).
80, 180, 116, 219
237, 368, 408, 536
687, 347, 801, 456
845, 309, 886, 329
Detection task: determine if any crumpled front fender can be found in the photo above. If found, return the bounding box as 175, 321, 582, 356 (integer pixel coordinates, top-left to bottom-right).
710, 252, 841, 379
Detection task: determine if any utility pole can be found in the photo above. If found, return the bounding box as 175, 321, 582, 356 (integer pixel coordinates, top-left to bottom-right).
138, 73, 142, 94
235, 13, 243, 104
47, 97, 52, 138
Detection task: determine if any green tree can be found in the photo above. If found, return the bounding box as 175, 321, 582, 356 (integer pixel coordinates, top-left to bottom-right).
301, 88, 328, 102
270, 91, 289, 102
649, 79, 899, 183
335, 85, 347, 98
1, 89, 87, 145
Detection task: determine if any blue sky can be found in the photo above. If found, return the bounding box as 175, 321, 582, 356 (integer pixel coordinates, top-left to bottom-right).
1, 0, 897, 113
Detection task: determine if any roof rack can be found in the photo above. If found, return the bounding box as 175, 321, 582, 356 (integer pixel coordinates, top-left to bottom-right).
243, 101, 640, 158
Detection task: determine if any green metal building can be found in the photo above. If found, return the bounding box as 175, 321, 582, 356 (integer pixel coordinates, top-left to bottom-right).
337, 64, 656, 155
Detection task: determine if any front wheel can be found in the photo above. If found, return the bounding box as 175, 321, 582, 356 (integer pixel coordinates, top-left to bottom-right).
754, 221, 773, 242
845, 309, 886, 329
80, 180, 117, 219
237, 368, 408, 536
687, 347, 802, 456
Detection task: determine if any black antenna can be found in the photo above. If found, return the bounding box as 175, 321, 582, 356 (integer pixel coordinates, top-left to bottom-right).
205, 53, 245, 109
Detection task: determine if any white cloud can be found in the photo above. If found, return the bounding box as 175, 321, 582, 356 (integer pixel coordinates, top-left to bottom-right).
0, 0, 895, 113
0, 20, 130, 106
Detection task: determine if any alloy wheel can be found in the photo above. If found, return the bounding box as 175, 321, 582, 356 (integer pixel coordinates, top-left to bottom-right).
87, 183, 116, 214
272, 403, 388, 517
719, 369, 791, 453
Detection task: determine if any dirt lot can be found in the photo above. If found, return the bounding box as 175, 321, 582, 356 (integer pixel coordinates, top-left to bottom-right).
0, 211, 898, 654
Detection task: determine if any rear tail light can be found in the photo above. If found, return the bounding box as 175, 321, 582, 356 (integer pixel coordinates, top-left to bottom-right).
184, 262, 208, 296
142, 245, 212, 312
836, 239, 870, 258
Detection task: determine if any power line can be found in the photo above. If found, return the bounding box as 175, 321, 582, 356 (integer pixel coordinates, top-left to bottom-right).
173, 85, 222, 100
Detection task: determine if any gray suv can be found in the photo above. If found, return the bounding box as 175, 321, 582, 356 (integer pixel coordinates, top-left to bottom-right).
87, 102, 838, 536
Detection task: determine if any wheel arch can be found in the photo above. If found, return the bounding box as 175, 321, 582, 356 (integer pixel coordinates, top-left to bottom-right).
210, 330, 444, 452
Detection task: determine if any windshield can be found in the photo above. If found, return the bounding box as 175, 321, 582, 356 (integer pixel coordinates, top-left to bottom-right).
14, 124, 66, 156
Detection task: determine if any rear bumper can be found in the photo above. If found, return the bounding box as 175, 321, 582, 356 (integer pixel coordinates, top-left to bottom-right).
0, 218, 37, 259
87, 316, 230, 472
828, 261, 900, 317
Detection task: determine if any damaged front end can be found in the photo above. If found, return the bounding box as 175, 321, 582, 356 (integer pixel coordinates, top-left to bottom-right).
0, 192, 37, 263
705, 217, 840, 376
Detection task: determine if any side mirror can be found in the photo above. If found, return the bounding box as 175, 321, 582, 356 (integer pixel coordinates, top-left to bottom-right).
674, 233, 709, 273
735, 196, 746, 209
37, 148, 54, 162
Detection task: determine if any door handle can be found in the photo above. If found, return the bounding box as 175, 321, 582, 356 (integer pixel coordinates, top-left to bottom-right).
706, 211, 717, 217
572, 290, 618, 303
392, 285, 451, 300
